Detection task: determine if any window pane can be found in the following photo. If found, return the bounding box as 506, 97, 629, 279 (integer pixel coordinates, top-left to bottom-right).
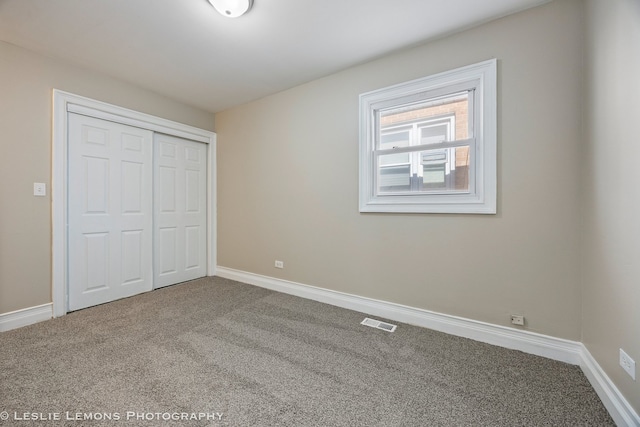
378, 165, 410, 191
377, 146, 470, 194
420, 123, 449, 145
379, 152, 409, 166
380, 130, 410, 149
380, 92, 469, 141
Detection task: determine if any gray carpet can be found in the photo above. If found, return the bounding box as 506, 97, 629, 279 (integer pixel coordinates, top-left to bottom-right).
0, 276, 613, 426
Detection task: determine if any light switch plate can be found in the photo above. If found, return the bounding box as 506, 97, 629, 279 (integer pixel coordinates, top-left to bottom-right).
33, 182, 46, 196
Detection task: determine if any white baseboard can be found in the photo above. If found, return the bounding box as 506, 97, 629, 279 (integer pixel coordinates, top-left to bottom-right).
0, 303, 53, 332
580, 345, 640, 427
215, 267, 583, 363
215, 266, 640, 427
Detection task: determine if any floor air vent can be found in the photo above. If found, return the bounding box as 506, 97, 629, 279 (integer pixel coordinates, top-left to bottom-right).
361, 317, 397, 332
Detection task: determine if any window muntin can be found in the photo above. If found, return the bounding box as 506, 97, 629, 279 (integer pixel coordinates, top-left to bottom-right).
359, 59, 496, 214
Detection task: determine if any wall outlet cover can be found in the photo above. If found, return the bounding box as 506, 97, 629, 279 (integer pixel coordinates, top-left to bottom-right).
33, 182, 46, 196
511, 315, 525, 326
619, 348, 636, 380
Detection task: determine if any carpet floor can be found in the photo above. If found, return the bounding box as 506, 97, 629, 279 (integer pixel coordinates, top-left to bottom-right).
0, 276, 614, 426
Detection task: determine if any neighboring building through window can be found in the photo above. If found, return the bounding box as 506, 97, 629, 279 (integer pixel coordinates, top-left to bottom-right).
359, 59, 497, 214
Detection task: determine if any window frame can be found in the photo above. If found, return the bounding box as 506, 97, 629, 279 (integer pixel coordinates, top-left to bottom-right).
359, 59, 497, 214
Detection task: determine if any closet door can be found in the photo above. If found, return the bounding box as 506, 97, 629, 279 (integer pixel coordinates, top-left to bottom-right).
154, 134, 207, 288
68, 113, 153, 311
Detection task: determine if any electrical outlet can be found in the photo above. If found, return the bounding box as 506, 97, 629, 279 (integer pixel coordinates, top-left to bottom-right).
33, 182, 46, 196
511, 315, 525, 326
274, 260, 284, 269
620, 349, 636, 380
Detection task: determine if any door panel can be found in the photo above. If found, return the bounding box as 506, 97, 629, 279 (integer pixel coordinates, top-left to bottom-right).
185, 225, 201, 269
158, 227, 177, 275
154, 134, 207, 288
122, 161, 144, 213
121, 230, 143, 284
68, 113, 153, 311
84, 233, 109, 290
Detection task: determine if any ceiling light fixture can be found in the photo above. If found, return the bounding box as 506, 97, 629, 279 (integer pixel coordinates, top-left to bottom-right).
208, 0, 253, 18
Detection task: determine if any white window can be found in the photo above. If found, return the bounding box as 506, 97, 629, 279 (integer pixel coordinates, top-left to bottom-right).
359, 59, 497, 214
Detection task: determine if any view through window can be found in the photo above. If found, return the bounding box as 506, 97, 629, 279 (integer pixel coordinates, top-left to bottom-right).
378, 92, 471, 194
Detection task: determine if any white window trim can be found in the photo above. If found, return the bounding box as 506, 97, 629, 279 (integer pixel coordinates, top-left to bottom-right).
359, 59, 497, 214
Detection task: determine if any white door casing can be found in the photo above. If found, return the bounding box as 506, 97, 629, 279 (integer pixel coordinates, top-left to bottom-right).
67, 113, 153, 311
154, 134, 207, 288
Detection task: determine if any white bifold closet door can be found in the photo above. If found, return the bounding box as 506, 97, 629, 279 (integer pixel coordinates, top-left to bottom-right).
68, 113, 154, 311
68, 115, 207, 311
153, 134, 207, 288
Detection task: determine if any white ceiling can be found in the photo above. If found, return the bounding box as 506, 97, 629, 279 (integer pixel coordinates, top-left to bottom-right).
0, 0, 550, 113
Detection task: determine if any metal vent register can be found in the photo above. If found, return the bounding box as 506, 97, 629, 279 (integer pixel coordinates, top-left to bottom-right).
361, 318, 397, 332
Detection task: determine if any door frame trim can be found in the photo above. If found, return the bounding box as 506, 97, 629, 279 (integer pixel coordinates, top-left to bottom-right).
52, 89, 217, 317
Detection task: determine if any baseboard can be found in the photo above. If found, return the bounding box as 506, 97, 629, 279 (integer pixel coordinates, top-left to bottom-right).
580, 345, 640, 427
0, 303, 53, 332
215, 266, 639, 426
215, 267, 582, 363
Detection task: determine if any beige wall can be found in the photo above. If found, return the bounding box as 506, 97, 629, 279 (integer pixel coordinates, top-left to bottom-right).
583, 0, 640, 413
0, 41, 215, 314
216, 0, 584, 340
